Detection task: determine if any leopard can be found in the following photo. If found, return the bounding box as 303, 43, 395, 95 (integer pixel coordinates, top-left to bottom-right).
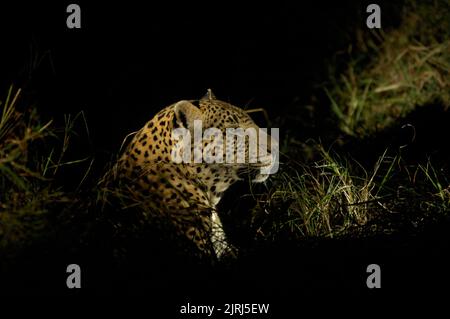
104, 89, 278, 260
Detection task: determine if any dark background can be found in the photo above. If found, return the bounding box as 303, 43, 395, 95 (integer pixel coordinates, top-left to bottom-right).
0, 1, 400, 152
1, 0, 449, 303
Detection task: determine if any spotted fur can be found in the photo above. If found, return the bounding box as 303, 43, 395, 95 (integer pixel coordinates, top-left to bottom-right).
108, 89, 276, 259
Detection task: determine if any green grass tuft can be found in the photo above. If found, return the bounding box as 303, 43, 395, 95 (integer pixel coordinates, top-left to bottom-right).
326, 0, 450, 137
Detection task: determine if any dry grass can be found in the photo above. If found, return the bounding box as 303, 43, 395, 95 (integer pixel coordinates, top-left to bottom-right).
0, 86, 88, 254
250, 142, 450, 241
326, 0, 450, 137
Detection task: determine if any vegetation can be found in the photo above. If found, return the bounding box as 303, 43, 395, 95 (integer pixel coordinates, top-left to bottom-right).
247, 0, 450, 243
250, 146, 449, 242
326, 0, 450, 137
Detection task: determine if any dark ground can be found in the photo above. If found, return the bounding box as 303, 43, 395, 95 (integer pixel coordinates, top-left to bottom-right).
1, 0, 449, 305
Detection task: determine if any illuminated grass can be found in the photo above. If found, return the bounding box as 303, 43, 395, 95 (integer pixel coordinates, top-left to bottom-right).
326, 0, 450, 137
250, 145, 450, 241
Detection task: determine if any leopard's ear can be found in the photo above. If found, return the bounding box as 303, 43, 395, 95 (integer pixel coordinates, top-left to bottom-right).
201, 88, 216, 101
174, 100, 202, 130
